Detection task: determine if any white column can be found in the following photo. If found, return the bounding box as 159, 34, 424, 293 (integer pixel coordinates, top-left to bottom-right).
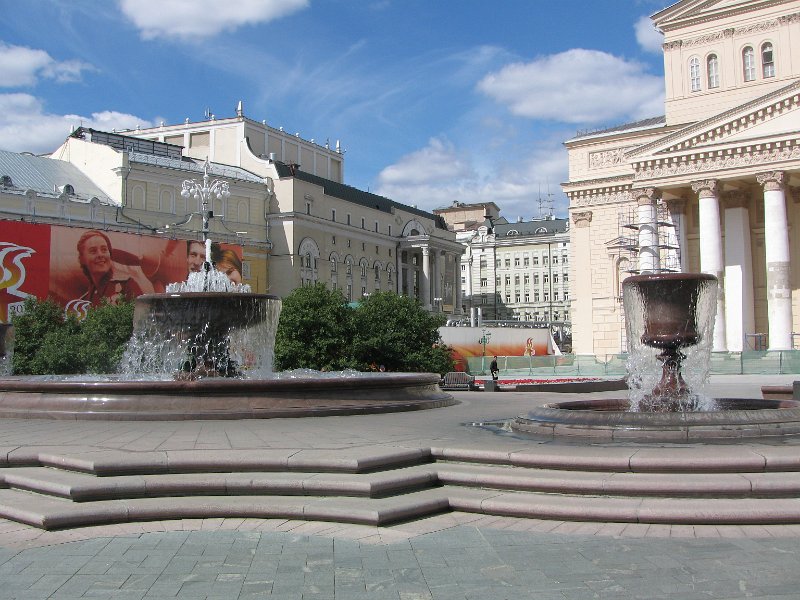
435, 250, 445, 310
395, 249, 402, 294
692, 179, 727, 351
421, 247, 431, 310
634, 188, 660, 273
454, 255, 462, 315
723, 190, 755, 352
406, 254, 415, 300
757, 171, 792, 350
666, 198, 687, 272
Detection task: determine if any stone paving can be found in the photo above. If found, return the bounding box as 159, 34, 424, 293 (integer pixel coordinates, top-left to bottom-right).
0, 374, 797, 599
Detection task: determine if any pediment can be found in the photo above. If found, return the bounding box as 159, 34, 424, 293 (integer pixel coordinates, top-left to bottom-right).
653, 0, 782, 31
627, 79, 800, 161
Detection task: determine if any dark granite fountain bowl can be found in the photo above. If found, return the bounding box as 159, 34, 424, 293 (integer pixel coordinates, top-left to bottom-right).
0, 372, 456, 420
511, 397, 800, 441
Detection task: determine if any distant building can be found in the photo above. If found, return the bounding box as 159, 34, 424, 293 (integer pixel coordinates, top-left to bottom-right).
434, 202, 571, 349
564, 0, 800, 357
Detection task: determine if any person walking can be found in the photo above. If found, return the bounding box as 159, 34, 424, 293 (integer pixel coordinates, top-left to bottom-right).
490, 355, 499, 381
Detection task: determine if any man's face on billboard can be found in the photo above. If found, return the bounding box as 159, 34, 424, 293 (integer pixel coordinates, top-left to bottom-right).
187, 241, 205, 272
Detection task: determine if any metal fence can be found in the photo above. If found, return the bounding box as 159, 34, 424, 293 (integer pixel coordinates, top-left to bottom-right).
465, 351, 800, 377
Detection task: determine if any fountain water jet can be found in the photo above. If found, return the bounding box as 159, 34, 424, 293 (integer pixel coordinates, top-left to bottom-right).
512, 272, 800, 441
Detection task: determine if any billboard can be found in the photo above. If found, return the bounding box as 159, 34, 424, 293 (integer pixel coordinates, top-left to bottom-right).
439, 325, 560, 371
0, 220, 243, 322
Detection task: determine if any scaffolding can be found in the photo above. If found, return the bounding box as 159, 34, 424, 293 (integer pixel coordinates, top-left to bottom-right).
607, 201, 681, 275
606, 200, 683, 352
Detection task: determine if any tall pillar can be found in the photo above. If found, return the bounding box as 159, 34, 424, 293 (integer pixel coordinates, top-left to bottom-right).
666, 198, 687, 272
634, 188, 660, 273
435, 250, 445, 310
691, 179, 727, 351
405, 255, 415, 300
756, 171, 792, 350
395, 249, 402, 294
454, 255, 462, 315
421, 247, 431, 310
723, 190, 755, 352
570, 210, 594, 355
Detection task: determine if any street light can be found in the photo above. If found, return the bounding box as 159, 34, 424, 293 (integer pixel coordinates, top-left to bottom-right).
180, 160, 230, 270
479, 328, 491, 375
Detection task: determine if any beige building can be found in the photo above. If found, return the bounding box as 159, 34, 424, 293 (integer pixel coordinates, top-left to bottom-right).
0, 106, 463, 313
565, 0, 800, 357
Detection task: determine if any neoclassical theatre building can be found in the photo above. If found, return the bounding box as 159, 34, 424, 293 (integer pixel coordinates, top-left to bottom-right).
565, 0, 800, 357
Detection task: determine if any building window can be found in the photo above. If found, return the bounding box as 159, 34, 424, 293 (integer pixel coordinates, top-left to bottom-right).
762, 43, 775, 78
743, 46, 755, 81
331, 209, 336, 221
553, 274, 559, 283
388, 225, 392, 236
543, 274, 549, 284
504, 258, 510, 268
534, 274, 539, 285
533, 256, 539, 266
505, 275, 511, 286
523, 257, 529, 267
514, 257, 520, 267
361, 217, 365, 229
689, 56, 701, 91
524, 274, 530, 285
495, 277, 500, 286
534, 292, 540, 302
707, 54, 720, 88
514, 275, 520, 285
480, 258, 487, 269
374, 221, 379, 232
481, 277, 487, 288
495, 259, 501, 268
524, 293, 529, 302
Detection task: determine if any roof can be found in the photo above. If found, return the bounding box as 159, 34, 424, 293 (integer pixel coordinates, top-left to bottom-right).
274, 162, 448, 230
129, 152, 265, 184
569, 116, 667, 142
0, 150, 113, 202
493, 218, 568, 236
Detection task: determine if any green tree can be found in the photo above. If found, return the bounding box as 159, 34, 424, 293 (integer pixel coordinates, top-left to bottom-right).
10, 297, 134, 375
76, 300, 135, 373
351, 291, 454, 375
274, 283, 356, 371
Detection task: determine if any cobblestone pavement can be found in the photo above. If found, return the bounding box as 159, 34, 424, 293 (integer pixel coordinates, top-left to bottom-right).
0, 375, 797, 599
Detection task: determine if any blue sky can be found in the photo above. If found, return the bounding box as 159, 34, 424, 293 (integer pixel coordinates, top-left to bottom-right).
0, 0, 668, 218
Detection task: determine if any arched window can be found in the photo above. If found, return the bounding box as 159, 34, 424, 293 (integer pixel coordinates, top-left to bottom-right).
159, 189, 173, 213
707, 54, 719, 88
689, 57, 701, 92
762, 42, 775, 78
742, 46, 755, 82
298, 237, 320, 285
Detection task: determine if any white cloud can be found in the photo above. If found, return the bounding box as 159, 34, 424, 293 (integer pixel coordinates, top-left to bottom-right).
0, 43, 93, 88
118, 0, 309, 40
477, 49, 664, 124
635, 15, 664, 54
374, 136, 570, 218
0, 93, 154, 154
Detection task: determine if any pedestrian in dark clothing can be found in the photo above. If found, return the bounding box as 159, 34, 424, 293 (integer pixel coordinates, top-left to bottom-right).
490, 356, 499, 381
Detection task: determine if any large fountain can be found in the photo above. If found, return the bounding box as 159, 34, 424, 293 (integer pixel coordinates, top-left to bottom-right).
512, 272, 800, 441
0, 169, 454, 420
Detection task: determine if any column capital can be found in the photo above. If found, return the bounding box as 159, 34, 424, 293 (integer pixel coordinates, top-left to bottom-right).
756, 170, 785, 191
691, 179, 718, 197
723, 189, 750, 209
571, 210, 592, 228
422, 246, 430, 256
632, 187, 661, 205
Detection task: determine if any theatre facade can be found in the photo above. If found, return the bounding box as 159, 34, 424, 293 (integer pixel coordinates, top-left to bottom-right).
565, 0, 800, 357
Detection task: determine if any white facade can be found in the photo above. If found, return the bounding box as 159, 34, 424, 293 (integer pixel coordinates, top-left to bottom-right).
565, 0, 800, 357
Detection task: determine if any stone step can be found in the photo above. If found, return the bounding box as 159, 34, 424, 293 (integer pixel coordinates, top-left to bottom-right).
6, 462, 800, 505
3, 483, 800, 531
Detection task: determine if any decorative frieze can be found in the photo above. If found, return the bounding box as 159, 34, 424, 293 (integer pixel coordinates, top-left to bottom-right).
633, 187, 661, 205
723, 189, 750, 209
634, 144, 800, 181
588, 146, 638, 169
570, 189, 633, 208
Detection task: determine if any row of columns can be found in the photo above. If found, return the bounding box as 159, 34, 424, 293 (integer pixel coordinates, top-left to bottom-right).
400, 247, 462, 313
635, 171, 792, 351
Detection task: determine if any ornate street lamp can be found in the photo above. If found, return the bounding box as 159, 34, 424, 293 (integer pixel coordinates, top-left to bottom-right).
180, 160, 231, 270
479, 328, 491, 375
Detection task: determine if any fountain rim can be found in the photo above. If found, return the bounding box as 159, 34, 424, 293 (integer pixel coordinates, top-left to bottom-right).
622, 272, 718, 285
137, 292, 281, 301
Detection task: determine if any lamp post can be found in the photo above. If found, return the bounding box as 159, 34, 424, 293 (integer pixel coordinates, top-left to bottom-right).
479, 328, 491, 374
180, 160, 231, 271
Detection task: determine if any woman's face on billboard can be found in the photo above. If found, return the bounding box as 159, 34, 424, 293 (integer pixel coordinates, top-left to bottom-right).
80, 235, 112, 279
